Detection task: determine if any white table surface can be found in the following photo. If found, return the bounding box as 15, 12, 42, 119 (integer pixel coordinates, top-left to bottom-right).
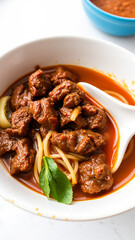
0, 0, 135, 239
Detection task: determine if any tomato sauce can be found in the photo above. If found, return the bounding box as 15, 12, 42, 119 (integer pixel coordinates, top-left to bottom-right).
1, 65, 135, 201
91, 0, 135, 18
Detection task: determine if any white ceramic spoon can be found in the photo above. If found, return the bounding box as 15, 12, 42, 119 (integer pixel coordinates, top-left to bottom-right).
78, 82, 135, 173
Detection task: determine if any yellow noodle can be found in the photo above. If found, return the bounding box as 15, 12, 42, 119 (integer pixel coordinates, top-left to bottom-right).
73, 161, 79, 184
50, 153, 84, 161
54, 146, 77, 184
43, 130, 52, 157
0, 96, 11, 128
54, 158, 78, 182
54, 158, 67, 168
36, 132, 44, 174
34, 147, 39, 183
69, 152, 86, 160
34, 132, 44, 183
67, 161, 79, 181
67, 174, 72, 180
66, 174, 72, 181
70, 106, 82, 121
34, 163, 39, 183
105, 90, 129, 104
34, 155, 39, 183
73, 160, 79, 174
55, 158, 79, 178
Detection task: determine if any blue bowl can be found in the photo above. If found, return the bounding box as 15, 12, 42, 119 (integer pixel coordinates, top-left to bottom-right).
82, 0, 135, 36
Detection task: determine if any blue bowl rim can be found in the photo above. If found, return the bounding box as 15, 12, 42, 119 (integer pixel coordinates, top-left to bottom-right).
83, 0, 135, 21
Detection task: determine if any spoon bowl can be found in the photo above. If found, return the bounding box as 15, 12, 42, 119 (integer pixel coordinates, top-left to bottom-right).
79, 82, 135, 173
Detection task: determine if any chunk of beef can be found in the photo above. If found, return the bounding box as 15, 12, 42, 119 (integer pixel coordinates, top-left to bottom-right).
0, 128, 15, 156
87, 109, 107, 131
6, 107, 32, 137
82, 103, 107, 130
40, 125, 49, 138
10, 84, 32, 111
51, 131, 77, 153
60, 107, 88, 129
49, 80, 84, 104
29, 69, 51, 97
51, 129, 105, 156
29, 98, 58, 130
10, 138, 36, 175
76, 130, 105, 155
51, 66, 78, 86
82, 103, 97, 116
79, 153, 113, 194
63, 92, 82, 108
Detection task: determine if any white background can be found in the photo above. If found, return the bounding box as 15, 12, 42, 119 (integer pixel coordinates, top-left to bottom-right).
0, 0, 135, 239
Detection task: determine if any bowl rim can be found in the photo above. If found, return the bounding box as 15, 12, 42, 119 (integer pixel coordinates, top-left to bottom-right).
83, 0, 135, 21
1, 35, 135, 60
1, 36, 135, 221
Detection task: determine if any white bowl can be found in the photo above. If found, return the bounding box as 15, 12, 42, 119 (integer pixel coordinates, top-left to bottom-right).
0, 37, 135, 221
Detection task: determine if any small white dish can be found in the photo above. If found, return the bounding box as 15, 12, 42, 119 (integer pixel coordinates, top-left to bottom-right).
0, 37, 135, 221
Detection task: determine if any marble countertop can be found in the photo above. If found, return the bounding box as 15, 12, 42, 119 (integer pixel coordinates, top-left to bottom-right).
0, 0, 135, 239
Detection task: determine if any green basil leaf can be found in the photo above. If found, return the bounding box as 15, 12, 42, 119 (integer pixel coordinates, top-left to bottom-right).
39, 156, 73, 205
39, 157, 50, 198
46, 156, 73, 204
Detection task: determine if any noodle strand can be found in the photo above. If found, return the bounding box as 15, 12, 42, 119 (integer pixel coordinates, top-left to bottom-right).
105, 90, 129, 104
54, 146, 77, 185
34, 132, 44, 183
50, 153, 85, 161
43, 130, 52, 156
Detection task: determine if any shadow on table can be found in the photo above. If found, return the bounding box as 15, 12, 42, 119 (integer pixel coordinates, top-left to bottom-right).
105, 34, 135, 54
